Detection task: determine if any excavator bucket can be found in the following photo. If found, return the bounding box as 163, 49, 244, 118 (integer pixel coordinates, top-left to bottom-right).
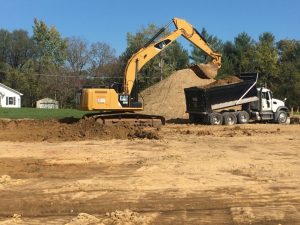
190, 63, 218, 79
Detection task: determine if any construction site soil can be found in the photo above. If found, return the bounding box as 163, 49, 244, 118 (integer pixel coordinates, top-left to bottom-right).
0, 68, 299, 224
0, 119, 299, 224
0, 119, 160, 142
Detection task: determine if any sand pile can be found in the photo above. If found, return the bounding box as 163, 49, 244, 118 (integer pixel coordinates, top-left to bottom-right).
140, 68, 214, 120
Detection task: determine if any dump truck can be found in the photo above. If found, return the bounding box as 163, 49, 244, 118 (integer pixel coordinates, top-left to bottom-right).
184, 73, 289, 125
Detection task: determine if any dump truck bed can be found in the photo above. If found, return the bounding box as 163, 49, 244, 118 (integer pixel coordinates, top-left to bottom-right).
184, 75, 258, 114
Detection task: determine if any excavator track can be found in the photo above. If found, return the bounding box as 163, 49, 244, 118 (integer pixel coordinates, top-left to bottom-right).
83, 112, 165, 127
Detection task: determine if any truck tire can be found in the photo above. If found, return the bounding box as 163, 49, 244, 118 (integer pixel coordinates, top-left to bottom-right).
223, 112, 237, 125
277, 111, 287, 124
237, 111, 250, 124
189, 114, 197, 123
208, 112, 223, 125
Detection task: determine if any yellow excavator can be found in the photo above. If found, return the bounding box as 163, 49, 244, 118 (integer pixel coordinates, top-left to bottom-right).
78, 18, 222, 126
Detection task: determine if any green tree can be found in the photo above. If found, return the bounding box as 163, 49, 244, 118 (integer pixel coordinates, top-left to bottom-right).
233, 32, 256, 73
33, 18, 67, 69
0, 29, 10, 65
218, 41, 236, 77
8, 30, 35, 69
32, 19, 68, 104
255, 32, 279, 87
276, 39, 300, 107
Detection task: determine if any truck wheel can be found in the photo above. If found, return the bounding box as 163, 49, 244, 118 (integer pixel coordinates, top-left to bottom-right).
209, 113, 223, 125
237, 111, 250, 124
223, 112, 237, 125
189, 114, 197, 123
277, 111, 287, 124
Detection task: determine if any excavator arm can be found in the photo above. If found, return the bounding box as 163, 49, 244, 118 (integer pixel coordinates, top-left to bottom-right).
124, 17, 222, 95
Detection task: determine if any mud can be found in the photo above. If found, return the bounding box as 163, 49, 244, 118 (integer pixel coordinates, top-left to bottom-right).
0, 123, 299, 224
0, 119, 159, 142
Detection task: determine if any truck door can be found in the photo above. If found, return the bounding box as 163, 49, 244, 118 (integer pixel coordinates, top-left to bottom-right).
261, 91, 272, 111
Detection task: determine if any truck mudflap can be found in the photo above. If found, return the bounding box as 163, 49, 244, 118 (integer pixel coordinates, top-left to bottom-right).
83, 112, 165, 127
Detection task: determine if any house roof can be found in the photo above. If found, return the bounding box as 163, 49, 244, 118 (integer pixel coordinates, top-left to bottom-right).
37, 97, 58, 103
0, 83, 23, 96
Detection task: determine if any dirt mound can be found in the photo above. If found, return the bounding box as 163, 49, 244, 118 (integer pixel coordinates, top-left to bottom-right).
141, 68, 214, 119
103, 209, 153, 225
66, 210, 154, 225
0, 119, 159, 142
201, 75, 241, 88
65, 213, 102, 225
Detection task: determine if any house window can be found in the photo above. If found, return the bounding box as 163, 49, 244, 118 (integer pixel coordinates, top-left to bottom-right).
6, 97, 16, 105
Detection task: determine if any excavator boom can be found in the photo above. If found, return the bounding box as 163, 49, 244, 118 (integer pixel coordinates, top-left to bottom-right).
124, 18, 222, 95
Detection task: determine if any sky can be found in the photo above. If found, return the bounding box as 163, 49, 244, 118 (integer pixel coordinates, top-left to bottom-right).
0, 0, 299, 55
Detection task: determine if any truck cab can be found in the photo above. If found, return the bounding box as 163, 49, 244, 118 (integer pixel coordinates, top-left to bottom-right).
250, 87, 289, 123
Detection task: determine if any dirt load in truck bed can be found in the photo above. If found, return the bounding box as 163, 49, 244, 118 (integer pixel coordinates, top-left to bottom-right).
201, 75, 242, 88
141, 66, 241, 119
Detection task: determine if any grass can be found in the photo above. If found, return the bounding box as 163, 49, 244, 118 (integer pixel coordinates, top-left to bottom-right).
0, 107, 91, 120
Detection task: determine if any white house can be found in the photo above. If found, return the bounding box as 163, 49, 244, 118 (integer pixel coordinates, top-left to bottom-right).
36, 98, 59, 109
0, 83, 23, 108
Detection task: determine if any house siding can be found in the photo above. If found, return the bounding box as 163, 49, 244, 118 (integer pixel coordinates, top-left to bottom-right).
0, 84, 22, 108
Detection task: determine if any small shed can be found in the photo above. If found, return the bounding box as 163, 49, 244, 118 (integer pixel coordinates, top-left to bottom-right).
36, 98, 59, 109
0, 83, 23, 108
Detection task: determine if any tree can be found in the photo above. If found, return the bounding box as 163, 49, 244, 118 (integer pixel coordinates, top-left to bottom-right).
276, 39, 300, 107
218, 41, 236, 77
66, 37, 90, 74
0, 29, 10, 65
33, 18, 67, 69
87, 42, 121, 87
90, 42, 117, 73
233, 32, 256, 73
255, 32, 279, 87
8, 30, 35, 69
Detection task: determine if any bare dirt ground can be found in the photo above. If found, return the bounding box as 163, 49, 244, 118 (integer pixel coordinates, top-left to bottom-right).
0, 120, 299, 224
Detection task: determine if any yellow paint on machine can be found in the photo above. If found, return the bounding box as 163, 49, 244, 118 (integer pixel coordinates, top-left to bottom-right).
80, 88, 143, 111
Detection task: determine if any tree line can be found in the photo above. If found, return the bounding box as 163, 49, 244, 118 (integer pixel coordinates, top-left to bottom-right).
0, 19, 299, 108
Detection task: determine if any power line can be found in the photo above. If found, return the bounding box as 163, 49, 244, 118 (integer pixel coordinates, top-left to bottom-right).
0, 70, 123, 79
